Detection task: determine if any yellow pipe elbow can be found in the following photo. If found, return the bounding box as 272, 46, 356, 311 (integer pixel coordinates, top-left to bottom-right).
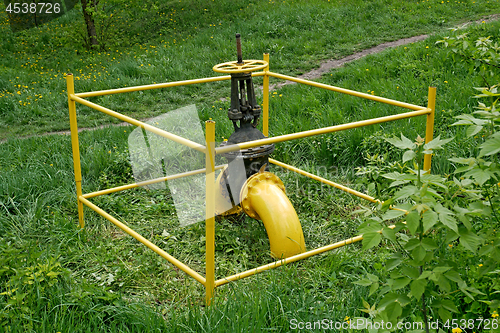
240, 172, 306, 259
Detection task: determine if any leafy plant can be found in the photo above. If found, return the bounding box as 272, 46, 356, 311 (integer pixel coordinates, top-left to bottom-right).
354, 87, 500, 330
436, 28, 500, 88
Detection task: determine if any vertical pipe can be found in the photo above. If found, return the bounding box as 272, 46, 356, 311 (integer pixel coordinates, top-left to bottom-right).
205, 120, 216, 306
66, 74, 85, 228
263, 53, 270, 137
423, 87, 436, 172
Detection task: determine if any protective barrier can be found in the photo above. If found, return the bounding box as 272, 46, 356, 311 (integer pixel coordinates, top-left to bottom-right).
66, 53, 435, 305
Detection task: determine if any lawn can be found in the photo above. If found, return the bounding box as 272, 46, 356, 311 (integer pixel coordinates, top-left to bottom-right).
1, 0, 500, 332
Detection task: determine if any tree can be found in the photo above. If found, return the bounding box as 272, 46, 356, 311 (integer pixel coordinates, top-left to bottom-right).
80, 0, 99, 48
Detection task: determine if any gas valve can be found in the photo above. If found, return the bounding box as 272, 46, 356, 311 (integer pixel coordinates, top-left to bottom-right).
214, 34, 274, 212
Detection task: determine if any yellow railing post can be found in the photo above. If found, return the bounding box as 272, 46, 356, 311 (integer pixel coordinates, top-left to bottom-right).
205, 120, 216, 306
263, 53, 270, 137
66, 74, 84, 228
423, 87, 436, 172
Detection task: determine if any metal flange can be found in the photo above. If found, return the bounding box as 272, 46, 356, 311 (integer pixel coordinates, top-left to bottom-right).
239, 171, 286, 220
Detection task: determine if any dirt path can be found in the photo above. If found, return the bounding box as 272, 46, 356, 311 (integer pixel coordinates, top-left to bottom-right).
270, 35, 429, 90
271, 13, 500, 90
3, 14, 499, 143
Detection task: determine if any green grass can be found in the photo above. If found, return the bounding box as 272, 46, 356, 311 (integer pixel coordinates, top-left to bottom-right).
1, 0, 500, 140
2, 0, 500, 331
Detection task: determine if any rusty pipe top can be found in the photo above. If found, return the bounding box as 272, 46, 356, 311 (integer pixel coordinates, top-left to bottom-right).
235, 33, 243, 65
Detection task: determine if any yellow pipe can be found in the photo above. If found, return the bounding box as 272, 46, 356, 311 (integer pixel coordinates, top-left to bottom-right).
240, 172, 306, 259
66, 74, 85, 228
79, 196, 206, 285
262, 53, 270, 137
70, 95, 206, 153
267, 72, 426, 111
205, 120, 216, 306
423, 87, 436, 172
216, 108, 431, 155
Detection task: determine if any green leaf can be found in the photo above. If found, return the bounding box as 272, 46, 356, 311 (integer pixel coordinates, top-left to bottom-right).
354, 278, 374, 286
385, 134, 416, 150
412, 245, 427, 262
410, 279, 427, 299
418, 271, 432, 280
433, 266, 452, 274
386, 257, 402, 271
369, 282, 379, 296
382, 209, 406, 221
382, 171, 404, 180
378, 292, 399, 310
359, 223, 383, 234
444, 270, 464, 285
394, 186, 418, 200
466, 124, 483, 137
422, 210, 438, 233
421, 238, 438, 250
403, 150, 416, 163
404, 238, 421, 250
441, 299, 458, 313
464, 167, 491, 186
438, 307, 452, 322
402, 266, 420, 279
479, 136, 500, 156
382, 227, 397, 243
362, 232, 382, 250
437, 274, 451, 292
459, 228, 482, 253
439, 213, 459, 234
385, 301, 402, 323
448, 157, 475, 165
423, 135, 453, 150
434, 203, 453, 215
391, 277, 411, 290
479, 244, 494, 256
406, 210, 420, 235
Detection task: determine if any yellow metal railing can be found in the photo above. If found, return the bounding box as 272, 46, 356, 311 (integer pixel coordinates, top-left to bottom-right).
66, 53, 436, 306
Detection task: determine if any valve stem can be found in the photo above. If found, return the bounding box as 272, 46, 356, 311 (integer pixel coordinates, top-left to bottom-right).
236, 33, 243, 65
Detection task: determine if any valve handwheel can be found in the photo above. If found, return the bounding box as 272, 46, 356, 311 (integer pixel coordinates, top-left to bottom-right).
213, 60, 268, 74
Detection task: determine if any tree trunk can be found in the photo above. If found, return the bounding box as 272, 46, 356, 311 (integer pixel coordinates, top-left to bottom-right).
81, 0, 98, 48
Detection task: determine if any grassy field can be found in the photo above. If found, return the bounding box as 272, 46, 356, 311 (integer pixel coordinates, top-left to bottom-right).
1, 0, 500, 332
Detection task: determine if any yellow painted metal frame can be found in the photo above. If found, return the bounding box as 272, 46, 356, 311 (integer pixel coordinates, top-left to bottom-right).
66, 53, 436, 306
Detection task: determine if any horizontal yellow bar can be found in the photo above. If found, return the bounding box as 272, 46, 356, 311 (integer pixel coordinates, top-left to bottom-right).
270, 159, 409, 215
79, 196, 206, 285
269, 158, 380, 203
75, 76, 231, 98
215, 224, 398, 287
267, 72, 426, 111
82, 164, 227, 199
215, 235, 363, 287
74, 72, 265, 98
216, 108, 431, 155
70, 95, 206, 153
